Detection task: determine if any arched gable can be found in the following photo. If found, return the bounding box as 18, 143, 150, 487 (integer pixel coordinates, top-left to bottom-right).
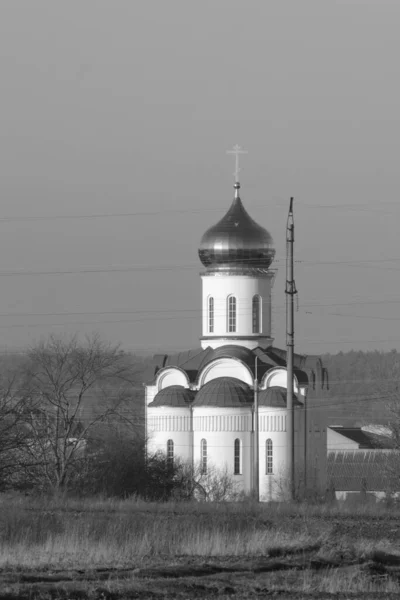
156, 366, 190, 391
197, 357, 254, 388
260, 367, 299, 393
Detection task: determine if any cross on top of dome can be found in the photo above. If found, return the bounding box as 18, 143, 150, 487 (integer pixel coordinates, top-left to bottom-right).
226, 144, 248, 184
198, 147, 275, 272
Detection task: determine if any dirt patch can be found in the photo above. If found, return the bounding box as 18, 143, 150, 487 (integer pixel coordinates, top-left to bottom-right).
1, 550, 400, 599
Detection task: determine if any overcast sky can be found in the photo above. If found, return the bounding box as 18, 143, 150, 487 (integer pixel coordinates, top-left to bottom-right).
0, 0, 400, 355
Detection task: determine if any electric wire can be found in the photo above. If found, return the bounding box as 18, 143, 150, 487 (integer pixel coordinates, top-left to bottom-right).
1, 199, 400, 224
2, 255, 400, 278
0, 203, 399, 351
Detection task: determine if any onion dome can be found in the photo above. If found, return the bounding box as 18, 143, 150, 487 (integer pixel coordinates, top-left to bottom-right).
199, 182, 275, 271
193, 377, 253, 407
258, 386, 302, 408
149, 385, 195, 407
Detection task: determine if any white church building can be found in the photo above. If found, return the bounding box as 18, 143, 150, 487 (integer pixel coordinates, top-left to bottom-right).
144, 164, 329, 501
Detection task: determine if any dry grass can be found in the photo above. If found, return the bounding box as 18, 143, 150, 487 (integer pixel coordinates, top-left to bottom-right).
0, 497, 321, 568
1, 494, 400, 598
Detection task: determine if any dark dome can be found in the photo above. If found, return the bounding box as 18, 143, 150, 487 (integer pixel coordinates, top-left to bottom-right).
193, 377, 253, 407
149, 385, 195, 407
199, 183, 275, 271
258, 386, 302, 408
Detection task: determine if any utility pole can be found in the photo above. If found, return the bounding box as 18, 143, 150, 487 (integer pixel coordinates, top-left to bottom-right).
286, 197, 296, 501
253, 356, 259, 501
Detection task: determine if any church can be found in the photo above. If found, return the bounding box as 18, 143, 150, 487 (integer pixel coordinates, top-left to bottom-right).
144, 152, 329, 501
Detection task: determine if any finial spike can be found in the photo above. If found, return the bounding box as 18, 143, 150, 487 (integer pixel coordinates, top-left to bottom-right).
227, 144, 248, 184
287, 197, 295, 241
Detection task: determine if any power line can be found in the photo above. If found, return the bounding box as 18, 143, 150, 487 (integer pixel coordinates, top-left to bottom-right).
0, 311, 395, 347
306, 311, 400, 322
0, 308, 397, 347
2, 253, 400, 278
0, 259, 398, 278
1, 200, 399, 224
0, 295, 399, 320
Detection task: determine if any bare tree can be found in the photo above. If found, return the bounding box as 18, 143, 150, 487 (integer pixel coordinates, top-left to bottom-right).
19, 333, 138, 493
170, 460, 241, 502
0, 367, 38, 490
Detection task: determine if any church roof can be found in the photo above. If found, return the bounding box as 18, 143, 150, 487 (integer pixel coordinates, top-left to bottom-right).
192, 377, 253, 407
144, 345, 310, 386
258, 386, 302, 408
148, 385, 195, 407
329, 427, 392, 449
327, 450, 400, 492
207, 345, 263, 378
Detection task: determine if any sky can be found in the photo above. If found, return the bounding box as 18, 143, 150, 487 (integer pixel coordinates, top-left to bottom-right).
0, 0, 400, 355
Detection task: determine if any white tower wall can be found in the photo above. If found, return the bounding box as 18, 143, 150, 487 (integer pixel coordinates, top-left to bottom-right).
201, 272, 275, 349
193, 406, 253, 495
258, 406, 305, 501
147, 406, 192, 463
258, 408, 287, 502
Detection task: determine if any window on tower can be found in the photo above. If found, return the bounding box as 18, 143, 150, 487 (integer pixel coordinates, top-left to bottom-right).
227, 296, 237, 332
167, 439, 174, 467
234, 438, 241, 475
208, 296, 214, 333
201, 439, 207, 474
252, 295, 261, 333
266, 439, 273, 474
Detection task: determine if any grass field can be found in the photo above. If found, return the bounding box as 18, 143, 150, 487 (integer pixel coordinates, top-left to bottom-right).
2, 495, 400, 599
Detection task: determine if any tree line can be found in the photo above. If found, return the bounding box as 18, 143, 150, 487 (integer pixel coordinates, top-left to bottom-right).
2, 340, 400, 499
0, 333, 243, 501
0, 333, 162, 497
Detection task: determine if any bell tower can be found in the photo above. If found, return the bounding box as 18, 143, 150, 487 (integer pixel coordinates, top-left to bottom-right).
198, 147, 276, 350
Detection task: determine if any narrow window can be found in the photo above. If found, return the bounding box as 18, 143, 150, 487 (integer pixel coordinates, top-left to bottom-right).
266, 439, 273, 474
208, 296, 214, 333
252, 295, 261, 333
234, 438, 241, 475
201, 439, 207, 474
167, 439, 174, 467
227, 296, 237, 332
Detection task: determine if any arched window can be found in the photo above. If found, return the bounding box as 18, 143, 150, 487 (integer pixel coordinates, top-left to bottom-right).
252, 295, 261, 333
227, 296, 237, 332
201, 439, 207, 474
208, 296, 214, 333
167, 439, 174, 466
234, 438, 241, 475
266, 439, 273, 474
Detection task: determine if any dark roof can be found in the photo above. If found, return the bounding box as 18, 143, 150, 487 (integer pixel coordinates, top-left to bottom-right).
262, 346, 306, 370
148, 385, 195, 408
258, 386, 302, 408
143, 347, 212, 384
207, 345, 262, 379
327, 450, 400, 492
192, 377, 253, 407
329, 427, 390, 449
144, 345, 309, 386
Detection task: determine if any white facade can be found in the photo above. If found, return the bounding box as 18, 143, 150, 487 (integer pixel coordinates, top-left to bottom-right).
145, 358, 309, 501
193, 406, 253, 493
147, 405, 192, 462
258, 405, 305, 501
144, 176, 328, 501
198, 357, 253, 387
200, 272, 275, 350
